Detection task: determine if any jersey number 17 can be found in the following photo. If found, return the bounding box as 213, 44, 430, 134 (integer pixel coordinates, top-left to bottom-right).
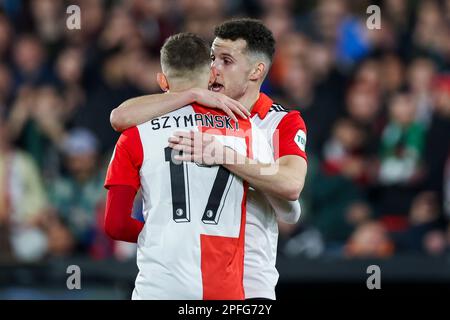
165, 147, 233, 225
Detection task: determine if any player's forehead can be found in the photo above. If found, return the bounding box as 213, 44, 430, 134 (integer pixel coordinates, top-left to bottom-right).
211, 37, 247, 58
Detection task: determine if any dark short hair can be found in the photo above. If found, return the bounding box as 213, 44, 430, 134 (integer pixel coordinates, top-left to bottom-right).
160, 33, 210, 77
214, 18, 275, 62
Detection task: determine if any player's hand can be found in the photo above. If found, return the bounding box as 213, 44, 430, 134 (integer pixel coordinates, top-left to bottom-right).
168, 131, 231, 166
189, 88, 250, 122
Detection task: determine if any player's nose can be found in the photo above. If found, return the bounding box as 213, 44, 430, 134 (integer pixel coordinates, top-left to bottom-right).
211, 65, 218, 76
211, 58, 221, 71
209, 66, 219, 84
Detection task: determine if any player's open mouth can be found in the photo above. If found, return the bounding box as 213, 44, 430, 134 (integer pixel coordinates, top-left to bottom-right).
210, 82, 224, 92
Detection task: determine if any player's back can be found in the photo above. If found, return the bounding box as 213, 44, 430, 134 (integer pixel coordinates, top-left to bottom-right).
125, 103, 268, 300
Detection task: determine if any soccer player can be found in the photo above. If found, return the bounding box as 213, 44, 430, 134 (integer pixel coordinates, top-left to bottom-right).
109, 19, 307, 300
104, 33, 274, 300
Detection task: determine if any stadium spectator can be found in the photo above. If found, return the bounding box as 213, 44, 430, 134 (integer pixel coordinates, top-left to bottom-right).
0, 64, 13, 109
423, 76, 450, 211
48, 127, 108, 256
0, 13, 12, 61
322, 117, 371, 185
7, 86, 66, 176
345, 221, 395, 258
0, 109, 50, 262
376, 91, 425, 217
407, 57, 436, 126
392, 191, 446, 255
0, 0, 449, 266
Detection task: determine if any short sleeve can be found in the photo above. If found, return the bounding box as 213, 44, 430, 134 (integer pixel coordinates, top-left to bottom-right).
273, 111, 307, 161
104, 127, 144, 191
251, 123, 274, 164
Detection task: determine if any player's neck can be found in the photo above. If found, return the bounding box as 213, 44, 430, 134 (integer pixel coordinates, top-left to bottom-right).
238, 88, 261, 112
169, 80, 207, 93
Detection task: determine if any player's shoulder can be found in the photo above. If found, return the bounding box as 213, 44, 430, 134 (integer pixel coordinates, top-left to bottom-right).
192, 102, 236, 119
268, 102, 307, 130
268, 102, 289, 114
118, 126, 141, 146
269, 101, 304, 116
122, 126, 139, 136
191, 102, 217, 115
268, 102, 304, 120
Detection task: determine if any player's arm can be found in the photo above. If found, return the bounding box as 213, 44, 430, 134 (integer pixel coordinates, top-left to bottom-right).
110, 88, 249, 132
170, 135, 307, 201
105, 185, 143, 243
229, 111, 308, 202
169, 111, 308, 202
247, 118, 302, 223
104, 127, 144, 242
264, 192, 302, 224
224, 154, 307, 201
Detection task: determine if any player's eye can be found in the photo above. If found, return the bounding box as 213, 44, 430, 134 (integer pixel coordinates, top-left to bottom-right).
210, 55, 215, 61
224, 59, 232, 65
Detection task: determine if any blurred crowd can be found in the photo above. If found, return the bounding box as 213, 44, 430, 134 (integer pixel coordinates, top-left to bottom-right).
0, 0, 449, 263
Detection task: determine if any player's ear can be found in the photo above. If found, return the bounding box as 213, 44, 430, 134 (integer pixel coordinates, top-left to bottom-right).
249, 62, 266, 81
157, 72, 169, 92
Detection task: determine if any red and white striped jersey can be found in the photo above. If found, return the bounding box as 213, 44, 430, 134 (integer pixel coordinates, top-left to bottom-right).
105, 103, 272, 300
244, 93, 308, 300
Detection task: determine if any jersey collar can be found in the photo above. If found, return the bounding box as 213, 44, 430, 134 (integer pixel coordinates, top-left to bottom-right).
250, 93, 273, 120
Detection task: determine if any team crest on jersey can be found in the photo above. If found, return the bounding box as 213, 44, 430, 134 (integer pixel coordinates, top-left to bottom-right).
295, 130, 306, 151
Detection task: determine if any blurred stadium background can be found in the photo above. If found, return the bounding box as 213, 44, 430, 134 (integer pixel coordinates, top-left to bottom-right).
0, 0, 450, 299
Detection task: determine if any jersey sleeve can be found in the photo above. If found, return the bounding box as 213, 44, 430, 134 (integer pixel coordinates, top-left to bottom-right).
273, 111, 308, 161
104, 127, 143, 191
251, 122, 274, 164
104, 185, 144, 243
